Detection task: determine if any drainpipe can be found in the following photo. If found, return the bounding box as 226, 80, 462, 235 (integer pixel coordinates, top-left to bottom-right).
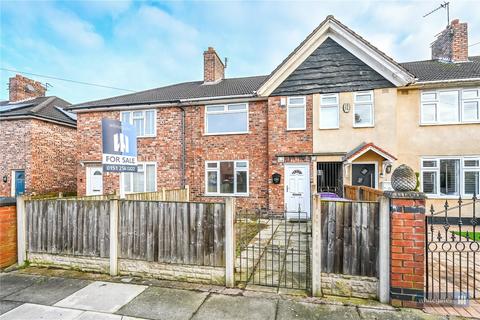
178, 106, 186, 188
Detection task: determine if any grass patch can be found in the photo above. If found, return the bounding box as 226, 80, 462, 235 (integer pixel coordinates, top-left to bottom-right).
452, 231, 480, 241
235, 220, 268, 256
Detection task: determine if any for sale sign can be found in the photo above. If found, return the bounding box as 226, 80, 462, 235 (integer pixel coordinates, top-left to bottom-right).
101, 118, 137, 172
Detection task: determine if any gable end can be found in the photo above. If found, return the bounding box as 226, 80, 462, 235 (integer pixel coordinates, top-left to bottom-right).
271, 38, 394, 96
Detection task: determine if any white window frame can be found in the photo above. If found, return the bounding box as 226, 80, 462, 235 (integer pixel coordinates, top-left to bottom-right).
319, 93, 339, 129
204, 103, 249, 135
120, 109, 157, 138
420, 88, 480, 125
122, 162, 157, 194
353, 91, 374, 127
420, 156, 480, 198
287, 96, 306, 130
205, 160, 249, 196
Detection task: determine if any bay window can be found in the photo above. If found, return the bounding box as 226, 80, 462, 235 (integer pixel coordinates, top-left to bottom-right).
287, 97, 306, 130
354, 91, 374, 127
205, 160, 248, 195
421, 157, 480, 196
121, 110, 156, 137
421, 88, 480, 124
205, 103, 248, 134
319, 94, 339, 129
123, 162, 156, 193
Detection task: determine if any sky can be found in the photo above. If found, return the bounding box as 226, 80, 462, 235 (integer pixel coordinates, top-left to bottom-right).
1, 0, 479, 104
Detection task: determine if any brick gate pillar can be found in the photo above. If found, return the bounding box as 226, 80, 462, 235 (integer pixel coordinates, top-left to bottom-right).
384, 191, 426, 309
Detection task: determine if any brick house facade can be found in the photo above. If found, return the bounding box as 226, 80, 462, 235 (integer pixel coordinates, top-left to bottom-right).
0, 75, 77, 197
68, 16, 479, 214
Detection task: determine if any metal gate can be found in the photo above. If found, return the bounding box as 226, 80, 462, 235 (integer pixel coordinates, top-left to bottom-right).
425, 195, 479, 305
235, 208, 311, 292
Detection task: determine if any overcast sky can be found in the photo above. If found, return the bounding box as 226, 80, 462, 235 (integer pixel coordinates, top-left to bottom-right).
1, 0, 479, 104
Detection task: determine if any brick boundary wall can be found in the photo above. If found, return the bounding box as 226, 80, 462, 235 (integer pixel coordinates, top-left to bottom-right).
0, 198, 17, 269
385, 191, 426, 309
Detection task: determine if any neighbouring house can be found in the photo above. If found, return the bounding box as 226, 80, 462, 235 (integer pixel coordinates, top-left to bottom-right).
0, 75, 77, 197
67, 16, 479, 215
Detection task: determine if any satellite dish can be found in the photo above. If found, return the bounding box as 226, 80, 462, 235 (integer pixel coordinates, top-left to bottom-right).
25, 84, 36, 93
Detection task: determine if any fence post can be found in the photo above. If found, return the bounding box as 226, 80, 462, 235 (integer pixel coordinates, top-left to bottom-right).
186, 185, 190, 202
16, 195, 27, 266
109, 199, 119, 276
311, 195, 322, 296
378, 196, 390, 303
225, 197, 235, 287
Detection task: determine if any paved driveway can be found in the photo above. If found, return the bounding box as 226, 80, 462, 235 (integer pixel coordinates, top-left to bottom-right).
0, 272, 463, 320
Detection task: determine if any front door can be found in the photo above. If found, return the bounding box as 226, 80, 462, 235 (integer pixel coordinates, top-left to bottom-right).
14, 170, 25, 196
352, 163, 376, 188
86, 166, 103, 196
284, 164, 310, 219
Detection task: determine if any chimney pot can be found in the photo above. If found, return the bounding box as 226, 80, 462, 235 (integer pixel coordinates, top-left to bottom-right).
9, 74, 47, 102
203, 47, 225, 83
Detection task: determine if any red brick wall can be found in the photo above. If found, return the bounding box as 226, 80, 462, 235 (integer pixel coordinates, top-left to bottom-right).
0, 119, 76, 196
0, 204, 17, 269
0, 120, 30, 197
76, 109, 182, 195
267, 96, 314, 213
390, 196, 426, 309
185, 101, 269, 210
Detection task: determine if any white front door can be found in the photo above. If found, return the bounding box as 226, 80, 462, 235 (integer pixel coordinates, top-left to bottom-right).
86, 166, 103, 196
284, 164, 311, 219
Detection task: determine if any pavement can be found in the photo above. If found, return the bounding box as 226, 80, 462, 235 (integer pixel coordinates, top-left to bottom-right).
0, 269, 470, 320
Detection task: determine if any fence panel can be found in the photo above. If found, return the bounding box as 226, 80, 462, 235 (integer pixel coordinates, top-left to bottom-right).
320, 200, 379, 277
118, 201, 225, 267
26, 199, 110, 257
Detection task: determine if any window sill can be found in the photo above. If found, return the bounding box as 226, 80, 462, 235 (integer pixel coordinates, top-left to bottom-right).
286, 128, 306, 131
203, 132, 250, 136
353, 124, 374, 128
136, 135, 156, 139
318, 127, 339, 130
420, 121, 480, 127
424, 194, 476, 199
204, 193, 250, 197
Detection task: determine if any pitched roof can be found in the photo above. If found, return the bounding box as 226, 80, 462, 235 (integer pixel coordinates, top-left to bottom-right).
0, 96, 76, 126
68, 75, 267, 110
400, 56, 480, 83
343, 142, 397, 162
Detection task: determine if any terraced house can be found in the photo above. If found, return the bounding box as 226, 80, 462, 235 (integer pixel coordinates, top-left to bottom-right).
67, 16, 480, 214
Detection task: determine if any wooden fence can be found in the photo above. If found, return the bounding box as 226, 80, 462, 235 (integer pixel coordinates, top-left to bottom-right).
320, 200, 379, 277
343, 185, 383, 202
26, 200, 111, 257
119, 201, 225, 266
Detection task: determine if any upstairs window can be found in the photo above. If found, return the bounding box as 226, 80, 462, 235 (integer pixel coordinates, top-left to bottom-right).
287, 96, 306, 130
421, 88, 480, 124
205, 103, 248, 135
319, 94, 339, 129
354, 91, 374, 127
205, 161, 248, 195
121, 110, 156, 137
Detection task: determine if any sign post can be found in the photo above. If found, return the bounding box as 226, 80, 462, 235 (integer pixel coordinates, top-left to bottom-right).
101, 118, 137, 198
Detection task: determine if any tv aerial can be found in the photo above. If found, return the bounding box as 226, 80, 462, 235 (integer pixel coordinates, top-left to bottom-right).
423, 2, 450, 27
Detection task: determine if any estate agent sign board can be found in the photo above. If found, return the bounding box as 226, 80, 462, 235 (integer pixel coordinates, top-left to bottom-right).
102, 118, 137, 172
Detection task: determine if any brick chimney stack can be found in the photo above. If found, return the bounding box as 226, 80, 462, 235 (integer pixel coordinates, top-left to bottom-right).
431, 19, 468, 62
9, 74, 46, 102
203, 47, 225, 83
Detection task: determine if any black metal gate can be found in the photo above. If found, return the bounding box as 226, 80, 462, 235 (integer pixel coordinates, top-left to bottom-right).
425, 195, 479, 305
235, 208, 311, 291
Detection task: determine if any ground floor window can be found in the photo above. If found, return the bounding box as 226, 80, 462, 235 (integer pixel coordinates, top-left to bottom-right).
205, 160, 248, 195
123, 162, 157, 193
421, 156, 480, 197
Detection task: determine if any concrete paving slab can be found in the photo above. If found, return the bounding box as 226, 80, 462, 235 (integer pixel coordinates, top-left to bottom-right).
0, 303, 83, 320
116, 286, 208, 320
0, 301, 23, 315
74, 311, 122, 320
55, 281, 147, 313
3, 276, 91, 305
191, 294, 277, 320
358, 308, 448, 320
277, 300, 361, 320
0, 274, 41, 298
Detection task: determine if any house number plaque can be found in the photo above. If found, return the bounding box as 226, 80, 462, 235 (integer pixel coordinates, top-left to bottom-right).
342, 103, 350, 113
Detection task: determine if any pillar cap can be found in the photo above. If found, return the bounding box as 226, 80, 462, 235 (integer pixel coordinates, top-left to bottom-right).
383, 191, 426, 200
